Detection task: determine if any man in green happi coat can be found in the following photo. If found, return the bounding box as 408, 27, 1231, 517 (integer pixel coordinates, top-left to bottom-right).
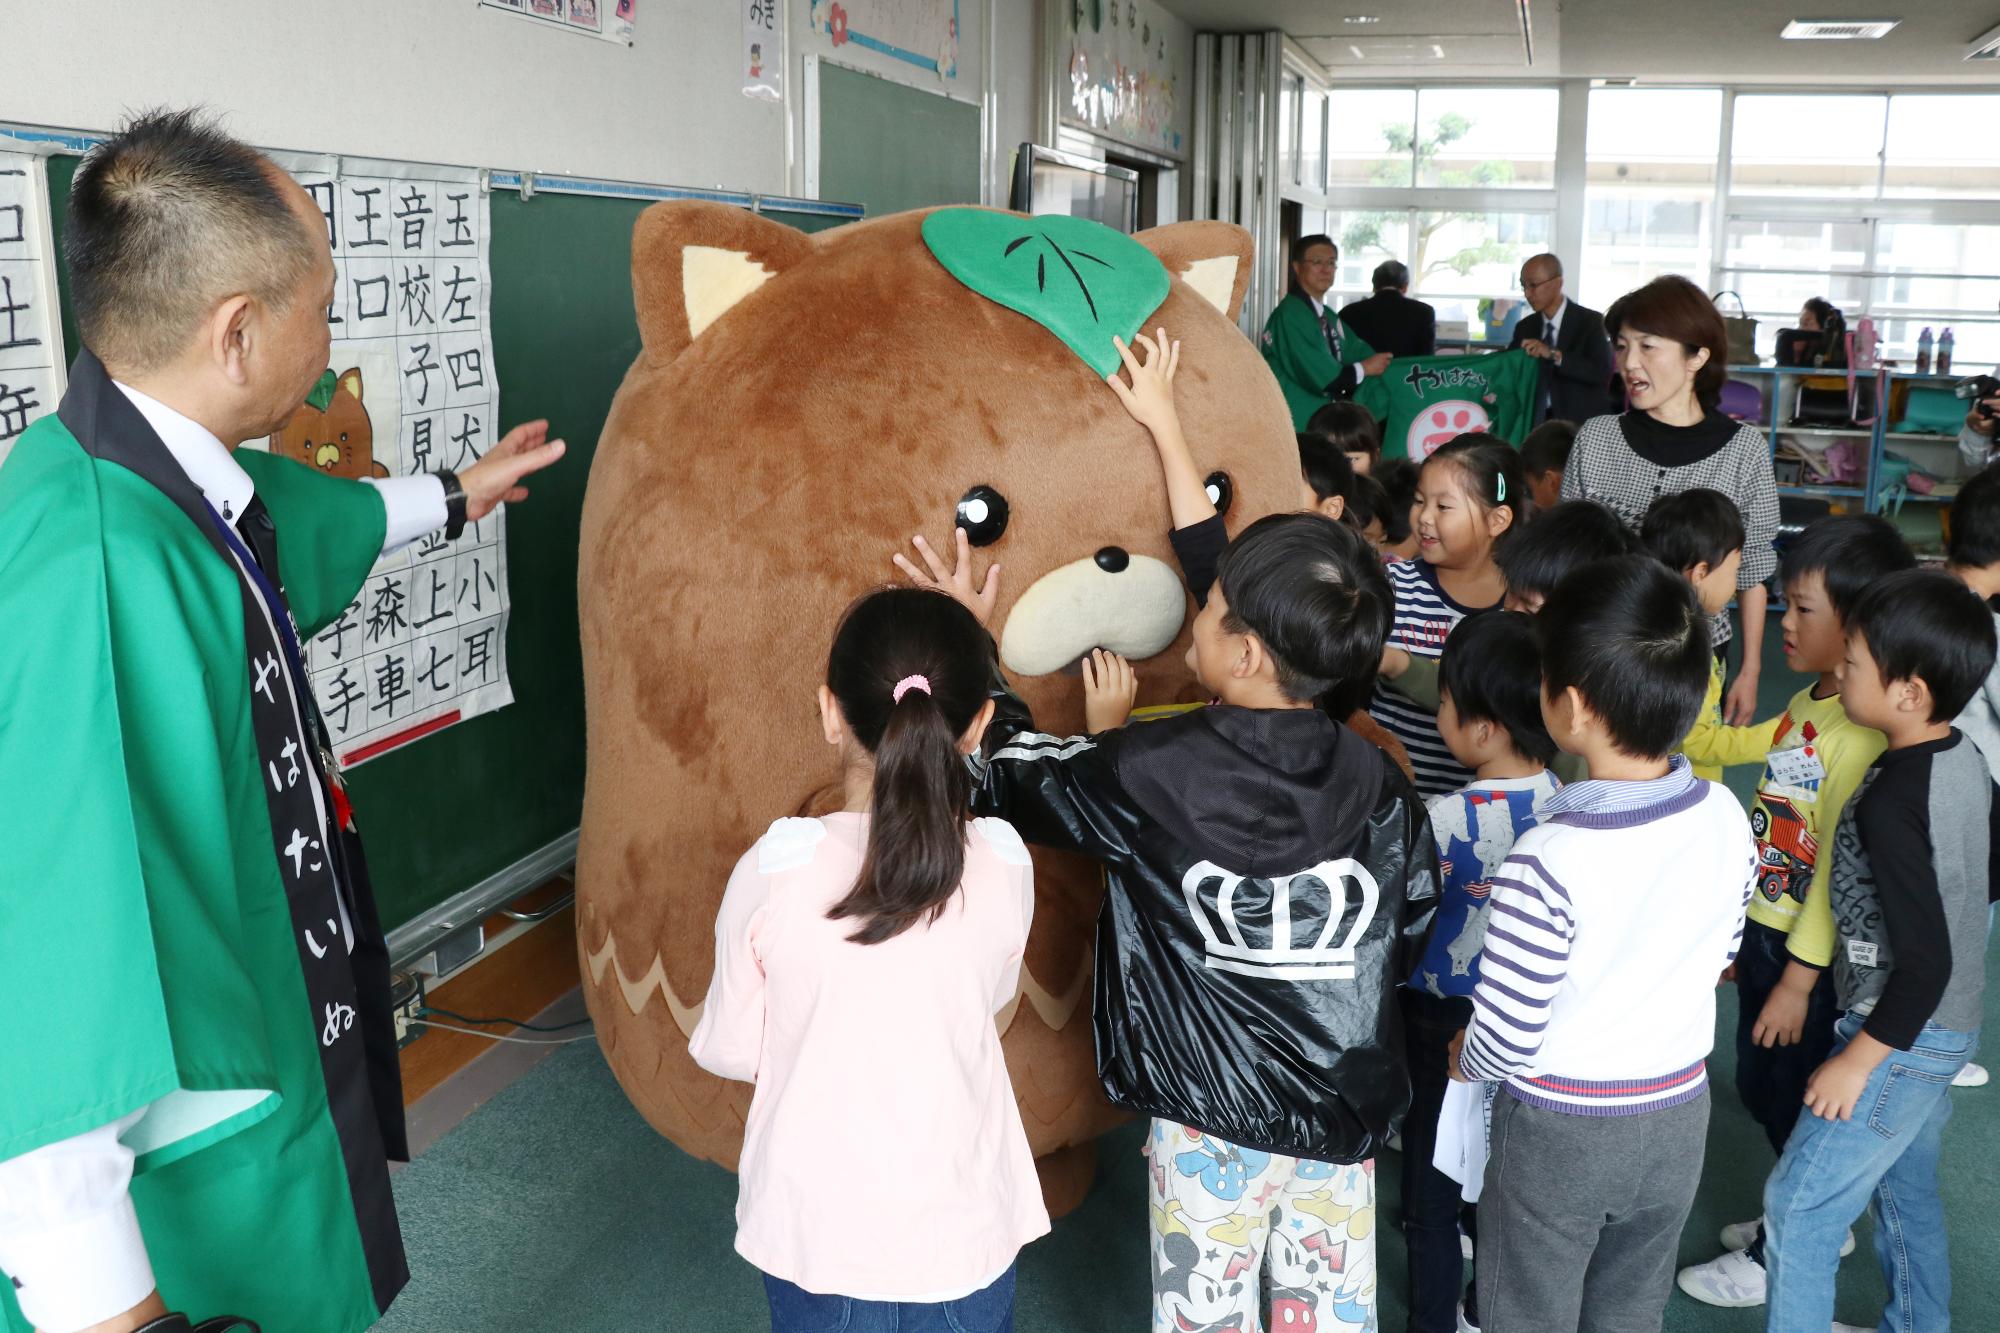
1259, 233, 1392, 430
0, 112, 564, 1333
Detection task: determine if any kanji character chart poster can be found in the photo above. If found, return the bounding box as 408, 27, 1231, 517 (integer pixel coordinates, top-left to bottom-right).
252, 155, 513, 768
0, 146, 66, 468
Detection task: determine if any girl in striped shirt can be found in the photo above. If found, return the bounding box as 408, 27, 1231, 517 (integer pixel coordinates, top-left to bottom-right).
1369, 435, 1525, 796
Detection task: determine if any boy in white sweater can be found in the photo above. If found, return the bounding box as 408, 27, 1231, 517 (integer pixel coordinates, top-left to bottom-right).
1450, 554, 1756, 1333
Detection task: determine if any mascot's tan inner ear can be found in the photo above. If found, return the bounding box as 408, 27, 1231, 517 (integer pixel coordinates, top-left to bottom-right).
684, 246, 778, 341
1178, 256, 1240, 317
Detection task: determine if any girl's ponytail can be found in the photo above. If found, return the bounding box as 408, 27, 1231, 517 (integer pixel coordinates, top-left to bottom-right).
824, 589, 992, 945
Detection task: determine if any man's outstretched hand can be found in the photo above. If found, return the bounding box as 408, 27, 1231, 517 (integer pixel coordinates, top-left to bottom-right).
460, 419, 567, 521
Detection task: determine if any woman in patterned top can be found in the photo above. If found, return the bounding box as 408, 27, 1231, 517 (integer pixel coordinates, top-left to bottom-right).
1561, 275, 1778, 725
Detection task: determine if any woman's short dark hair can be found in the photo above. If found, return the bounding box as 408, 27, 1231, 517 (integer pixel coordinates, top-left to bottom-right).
1215, 513, 1392, 712
1424, 433, 1528, 545
1640, 488, 1746, 574
1537, 555, 1712, 759
1441, 611, 1557, 765
1847, 569, 1998, 721
1304, 400, 1381, 461
1495, 500, 1637, 601
1948, 463, 2000, 569
1298, 435, 1356, 506
1604, 275, 1731, 410
1803, 297, 1840, 327
824, 588, 993, 945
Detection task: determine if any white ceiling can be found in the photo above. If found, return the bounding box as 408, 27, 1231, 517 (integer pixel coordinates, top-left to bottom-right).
1154, 0, 2000, 84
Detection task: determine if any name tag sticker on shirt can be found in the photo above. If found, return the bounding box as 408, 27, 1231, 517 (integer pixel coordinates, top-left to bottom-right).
1848, 940, 1881, 968
1766, 745, 1827, 788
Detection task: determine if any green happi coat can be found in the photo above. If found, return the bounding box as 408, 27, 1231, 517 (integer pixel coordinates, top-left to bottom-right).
1259, 290, 1377, 430
1353, 348, 1540, 461
0, 352, 407, 1333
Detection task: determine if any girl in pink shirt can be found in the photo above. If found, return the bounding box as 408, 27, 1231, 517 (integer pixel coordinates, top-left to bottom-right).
690, 586, 1049, 1331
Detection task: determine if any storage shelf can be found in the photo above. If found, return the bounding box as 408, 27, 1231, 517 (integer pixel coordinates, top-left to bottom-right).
1777, 426, 1871, 437
1778, 484, 1868, 498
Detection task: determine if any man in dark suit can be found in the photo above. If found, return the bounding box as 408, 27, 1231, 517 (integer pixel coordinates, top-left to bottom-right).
1338, 261, 1436, 360
1507, 252, 1618, 423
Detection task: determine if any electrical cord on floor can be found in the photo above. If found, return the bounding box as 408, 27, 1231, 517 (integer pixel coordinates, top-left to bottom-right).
420, 1004, 594, 1034
410, 1018, 598, 1046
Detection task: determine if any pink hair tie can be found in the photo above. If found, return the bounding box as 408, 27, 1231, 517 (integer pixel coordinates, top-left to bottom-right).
891, 674, 931, 704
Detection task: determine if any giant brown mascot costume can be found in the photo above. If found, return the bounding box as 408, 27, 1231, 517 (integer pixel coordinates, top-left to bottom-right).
577, 201, 1407, 1211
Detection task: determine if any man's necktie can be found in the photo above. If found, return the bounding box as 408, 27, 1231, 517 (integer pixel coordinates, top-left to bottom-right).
236, 494, 288, 605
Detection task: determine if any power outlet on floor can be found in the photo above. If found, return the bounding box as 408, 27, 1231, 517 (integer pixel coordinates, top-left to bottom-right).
391, 970, 425, 1048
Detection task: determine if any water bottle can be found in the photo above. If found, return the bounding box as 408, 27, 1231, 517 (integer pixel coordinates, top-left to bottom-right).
1854, 316, 1878, 369
1938, 327, 1955, 377
1916, 326, 1934, 375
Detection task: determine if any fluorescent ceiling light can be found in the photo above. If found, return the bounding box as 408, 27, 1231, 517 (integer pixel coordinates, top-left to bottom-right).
1780, 18, 1901, 40
1342, 14, 1381, 23
1969, 22, 2000, 60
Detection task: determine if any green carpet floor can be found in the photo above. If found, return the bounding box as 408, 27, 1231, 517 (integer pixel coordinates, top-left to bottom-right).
379, 624, 2000, 1332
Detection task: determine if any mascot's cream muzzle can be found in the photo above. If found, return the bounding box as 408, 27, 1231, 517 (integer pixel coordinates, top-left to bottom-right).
997, 548, 1187, 677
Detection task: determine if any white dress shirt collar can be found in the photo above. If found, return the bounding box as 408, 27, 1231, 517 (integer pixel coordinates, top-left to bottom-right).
112, 380, 256, 525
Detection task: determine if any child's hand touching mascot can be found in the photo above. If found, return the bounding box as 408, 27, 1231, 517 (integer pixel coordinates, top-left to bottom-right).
577, 202, 1408, 1212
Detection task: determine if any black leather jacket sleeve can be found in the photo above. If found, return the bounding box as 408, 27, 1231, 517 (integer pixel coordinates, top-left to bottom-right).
968, 667, 1142, 867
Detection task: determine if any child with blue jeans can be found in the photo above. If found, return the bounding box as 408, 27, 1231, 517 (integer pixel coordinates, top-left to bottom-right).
1402, 610, 1561, 1333
1763, 569, 2000, 1333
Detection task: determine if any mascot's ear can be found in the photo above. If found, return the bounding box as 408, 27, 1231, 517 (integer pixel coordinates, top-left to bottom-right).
631, 200, 817, 363
1133, 221, 1255, 324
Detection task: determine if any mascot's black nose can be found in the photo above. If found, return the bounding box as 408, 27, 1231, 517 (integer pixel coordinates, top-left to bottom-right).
1094, 546, 1130, 573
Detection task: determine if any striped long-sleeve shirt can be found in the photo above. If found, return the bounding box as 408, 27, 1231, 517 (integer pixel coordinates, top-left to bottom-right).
1368, 558, 1498, 798
1458, 756, 1756, 1115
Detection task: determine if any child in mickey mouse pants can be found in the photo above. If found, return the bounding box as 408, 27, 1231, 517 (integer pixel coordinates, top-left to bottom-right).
1147, 1120, 1378, 1333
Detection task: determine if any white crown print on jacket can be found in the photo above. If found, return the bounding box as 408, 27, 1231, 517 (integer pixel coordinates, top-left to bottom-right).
1181, 858, 1383, 980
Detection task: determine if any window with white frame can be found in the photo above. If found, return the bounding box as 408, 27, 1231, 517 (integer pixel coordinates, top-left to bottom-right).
1718, 92, 2000, 366
1303, 85, 1558, 340
1583, 88, 1722, 303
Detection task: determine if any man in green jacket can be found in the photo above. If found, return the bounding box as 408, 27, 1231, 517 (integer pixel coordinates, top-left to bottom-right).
0, 111, 562, 1333
1260, 233, 1392, 429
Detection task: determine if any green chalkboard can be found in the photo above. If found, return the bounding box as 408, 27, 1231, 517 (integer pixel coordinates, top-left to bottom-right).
818, 60, 983, 217
40, 154, 848, 930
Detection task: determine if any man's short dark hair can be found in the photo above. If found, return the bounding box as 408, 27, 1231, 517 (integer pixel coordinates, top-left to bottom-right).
1520, 421, 1577, 478
1641, 488, 1745, 574
66, 108, 319, 375
1538, 555, 1711, 759
1781, 514, 1916, 621
1372, 260, 1410, 291
1848, 569, 1998, 721
1216, 513, 1392, 712
1495, 500, 1636, 601
1298, 435, 1356, 506
1948, 463, 2000, 569
1441, 611, 1557, 765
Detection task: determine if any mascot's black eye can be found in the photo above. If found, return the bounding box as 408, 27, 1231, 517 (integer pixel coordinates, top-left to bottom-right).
955, 485, 1010, 547
1204, 471, 1234, 517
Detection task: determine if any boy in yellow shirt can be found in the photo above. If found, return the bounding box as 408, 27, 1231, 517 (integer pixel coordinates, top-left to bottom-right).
1640, 489, 1781, 780
1678, 514, 1917, 1309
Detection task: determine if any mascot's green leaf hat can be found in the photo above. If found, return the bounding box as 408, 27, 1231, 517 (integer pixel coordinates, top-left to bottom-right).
921, 209, 1171, 378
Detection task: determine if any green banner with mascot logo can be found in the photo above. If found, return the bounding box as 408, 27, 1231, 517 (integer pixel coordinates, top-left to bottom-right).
1354, 349, 1541, 461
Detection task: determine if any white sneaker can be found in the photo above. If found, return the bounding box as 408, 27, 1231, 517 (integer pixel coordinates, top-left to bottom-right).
1716, 1216, 1856, 1257
1676, 1248, 1767, 1307
1455, 1304, 1481, 1333
1953, 1061, 1989, 1087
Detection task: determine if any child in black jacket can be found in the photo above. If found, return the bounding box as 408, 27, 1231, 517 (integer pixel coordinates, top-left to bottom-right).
896, 329, 1438, 1333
